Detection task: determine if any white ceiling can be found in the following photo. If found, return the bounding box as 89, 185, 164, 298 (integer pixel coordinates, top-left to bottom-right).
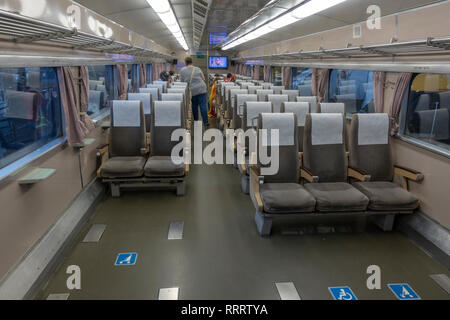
74, 0, 445, 54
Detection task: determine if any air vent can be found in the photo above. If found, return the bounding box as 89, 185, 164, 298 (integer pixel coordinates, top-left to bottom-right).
192, 0, 211, 50
353, 23, 362, 39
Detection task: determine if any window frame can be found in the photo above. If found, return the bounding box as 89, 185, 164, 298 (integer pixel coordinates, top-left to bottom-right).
398, 74, 450, 159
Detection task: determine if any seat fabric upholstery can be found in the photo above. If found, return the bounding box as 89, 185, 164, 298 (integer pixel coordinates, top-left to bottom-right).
353, 181, 419, 211
304, 183, 369, 212
260, 183, 316, 214
101, 157, 146, 178
145, 156, 185, 177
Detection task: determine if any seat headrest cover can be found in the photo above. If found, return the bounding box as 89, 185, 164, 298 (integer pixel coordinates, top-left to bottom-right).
261, 113, 295, 147
283, 102, 309, 127
128, 93, 152, 115
113, 101, 141, 127
168, 88, 186, 95
357, 113, 389, 145
311, 113, 343, 146
162, 93, 184, 102
237, 94, 258, 115
154, 101, 181, 127
246, 102, 272, 127
139, 87, 159, 98
320, 103, 345, 114
268, 94, 289, 112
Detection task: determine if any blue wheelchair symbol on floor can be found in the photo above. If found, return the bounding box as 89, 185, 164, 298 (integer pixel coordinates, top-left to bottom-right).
329, 287, 358, 300
388, 284, 421, 300
114, 253, 138, 266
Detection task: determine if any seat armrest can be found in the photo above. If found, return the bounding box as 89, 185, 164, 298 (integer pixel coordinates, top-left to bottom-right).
96, 144, 109, 155
348, 167, 371, 182
394, 165, 424, 190
250, 166, 264, 212
301, 167, 319, 183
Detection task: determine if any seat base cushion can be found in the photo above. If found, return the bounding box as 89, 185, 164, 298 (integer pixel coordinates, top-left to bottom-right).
101, 156, 146, 178
353, 181, 419, 211
145, 156, 185, 178
260, 183, 316, 214
304, 182, 369, 212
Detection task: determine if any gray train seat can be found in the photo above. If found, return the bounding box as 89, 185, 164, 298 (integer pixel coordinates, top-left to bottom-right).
272, 86, 284, 94
139, 87, 160, 102
298, 85, 313, 97
297, 96, 318, 113
301, 114, 369, 213
153, 80, 168, 93
250, 113, 316, 236
233, 94, 258, 131
281, 102, 310, 152
227, 89, 248, 128
145, 101, 189, 196
99, 100, 147, 196
268, 94, 289, 113
348, 113, 424, 230
248, 86, 263, 95
147, 83, 165, 94
282, 90, 300, 102
319, 102, 346, 114
238, 101, 273, 194
128, 93, 152, 133
257, 89, 274, 102
262, 83, 273, 90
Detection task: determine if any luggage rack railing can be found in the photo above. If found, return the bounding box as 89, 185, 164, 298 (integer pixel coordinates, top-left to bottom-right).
0, 9, 175, 62
233, 37, 450, 63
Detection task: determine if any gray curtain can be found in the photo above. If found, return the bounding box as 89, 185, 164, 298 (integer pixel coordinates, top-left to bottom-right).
317, 69, 330, 102
57, 67, 85, 146
389, 72, 412, 136
79, 66, 95, 132
139, 64, 146, 88
282, 66, 291, 89
373, 71, 386, 113
253, 66, 260, 80
264, 65, 271, 83
311, 68, 318, 96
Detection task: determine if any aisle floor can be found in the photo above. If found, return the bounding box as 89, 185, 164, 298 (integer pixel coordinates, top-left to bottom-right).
38, 162, 449, 300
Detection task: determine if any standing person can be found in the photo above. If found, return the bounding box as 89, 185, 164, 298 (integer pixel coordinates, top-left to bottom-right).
180, 57, 209, 127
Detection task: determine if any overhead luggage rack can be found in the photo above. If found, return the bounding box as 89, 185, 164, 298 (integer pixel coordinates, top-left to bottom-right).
233, 37, 450, 62
0, 9, 175, 61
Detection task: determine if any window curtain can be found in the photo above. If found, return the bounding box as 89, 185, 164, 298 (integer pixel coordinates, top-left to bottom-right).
264, 65, 271, 83
253, 66, 260, 80
116, 64, 129, 100
311, 68, 318, 96
317, 68, 330, 102
373, 71, 386, 113
389, 72, 412, 136
57, 67, 86, 146
139, 64, 146, 88
79, 66, 95, 132
282, 66, 291, 89
242, 65, 248, 76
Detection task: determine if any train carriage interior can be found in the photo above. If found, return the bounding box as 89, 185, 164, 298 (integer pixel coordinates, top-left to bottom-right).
0, 0, 449, 307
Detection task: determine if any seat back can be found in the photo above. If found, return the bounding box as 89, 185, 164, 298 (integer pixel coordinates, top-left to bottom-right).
281, 102, 310, 152
303, 113, 347, 183
240, 82, 253, 90
256, 89, 274, 102
282, 90, 300, 102
297, 96, 318, 113
257, 113, 299, 183
153, 80, 168, 93
139, 87, 160, 102
243, 101, 273, 131
272, 86, 284, 94
147, 83, 165, 94
262, 83, 273, 90
349, 113, 393, 181
110, 100, 146, 157
234, 94, 258, 129
228, 89, 248, 117
268, 94, 289, 113
161, 93, 186, 118
319, 102, 346, 114
151, 101, 185, 157
128, 93, 152, 133
172, 82, 188, 88
248, 86, 263, 95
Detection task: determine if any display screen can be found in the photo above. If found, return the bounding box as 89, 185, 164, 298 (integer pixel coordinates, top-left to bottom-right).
209, 32, 228, 45
209, 56, 228, 69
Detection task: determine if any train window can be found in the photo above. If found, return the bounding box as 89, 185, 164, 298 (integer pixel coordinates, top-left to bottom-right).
271, 66, 282, 86
328, 69, 374, 116
403, 73, 450, 152
291, 68, 313, 95
88, 65, 116, 117
128, 64, 140, 93
0, 67, 63, 169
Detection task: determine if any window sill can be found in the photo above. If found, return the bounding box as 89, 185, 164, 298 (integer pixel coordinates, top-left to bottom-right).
0, 137, 67, 184
396, 134, 450, 159
91, 108, 110, 126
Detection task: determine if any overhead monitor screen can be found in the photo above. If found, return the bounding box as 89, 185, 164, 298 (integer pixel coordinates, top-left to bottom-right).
209, 32, 227, 45
209, 56, 228, 69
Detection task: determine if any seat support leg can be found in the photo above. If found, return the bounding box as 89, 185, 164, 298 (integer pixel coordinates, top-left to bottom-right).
241, 175, 249, 194
111, 183, 121, 198
176, 181, 186, 196
372, 214, 396, 232
255, 211, 272, 237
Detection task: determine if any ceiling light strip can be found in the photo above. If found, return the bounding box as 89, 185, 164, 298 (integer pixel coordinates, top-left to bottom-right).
146, 0, 189, 51
222, 0, 348, 51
